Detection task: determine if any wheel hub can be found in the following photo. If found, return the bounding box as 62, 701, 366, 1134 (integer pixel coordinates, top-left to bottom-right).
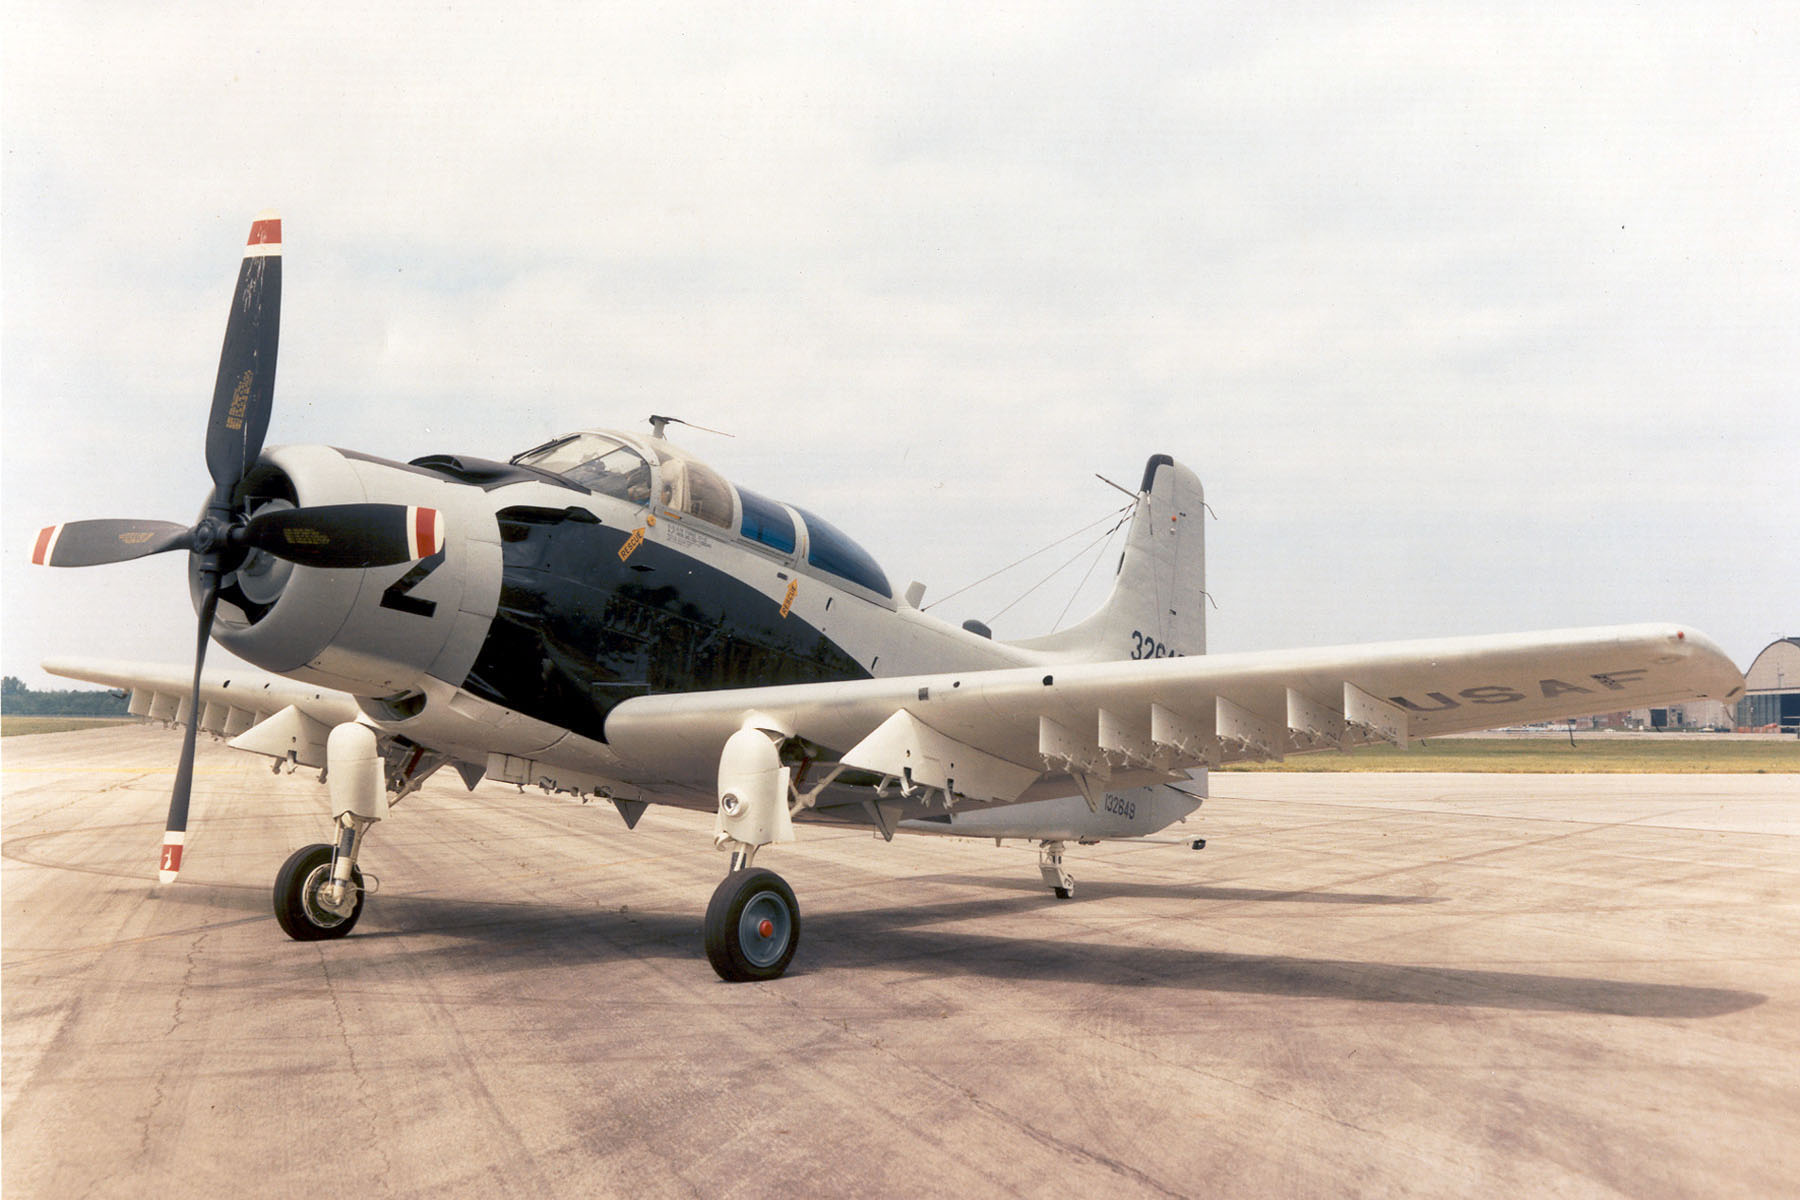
302, 863, 357, 923
737, 891, 792, 968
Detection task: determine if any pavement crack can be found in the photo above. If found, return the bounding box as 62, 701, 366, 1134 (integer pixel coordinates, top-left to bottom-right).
124, 927, 210, 1179
166, 928, 204, 1038
318, 952, 395, 1188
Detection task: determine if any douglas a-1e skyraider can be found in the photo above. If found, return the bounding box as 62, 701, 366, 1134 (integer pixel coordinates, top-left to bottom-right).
35, 213, 1746, 980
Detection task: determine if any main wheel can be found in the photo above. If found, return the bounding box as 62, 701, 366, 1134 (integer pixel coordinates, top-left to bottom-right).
273, 843, 365, 941
704, 867, 800, 982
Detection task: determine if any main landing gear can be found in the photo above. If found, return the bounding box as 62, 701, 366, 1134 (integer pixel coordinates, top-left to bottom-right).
1039, 840, 1076, 899
274, 723, 386, 942
704, 864, 800, 982
274, 842, 366, 939
706, 722, 802, 982
270, 717, 814, 980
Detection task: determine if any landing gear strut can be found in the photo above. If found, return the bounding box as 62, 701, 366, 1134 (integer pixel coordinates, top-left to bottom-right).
1039, 840, 1075, 899
707, 722, 801, 981
274, 723, 386, 943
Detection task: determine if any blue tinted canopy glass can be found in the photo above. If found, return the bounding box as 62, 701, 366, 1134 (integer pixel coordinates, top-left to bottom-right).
738, 488, 796, 554
794, 507, 891, 598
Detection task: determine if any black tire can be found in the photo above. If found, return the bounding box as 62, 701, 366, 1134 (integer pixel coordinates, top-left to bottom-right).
1053, 886, 1072, 900
273, 843, 364, 941
704, 867, 800, 982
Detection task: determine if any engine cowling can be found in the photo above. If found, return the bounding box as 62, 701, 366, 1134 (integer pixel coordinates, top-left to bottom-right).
196, 444, 502, 697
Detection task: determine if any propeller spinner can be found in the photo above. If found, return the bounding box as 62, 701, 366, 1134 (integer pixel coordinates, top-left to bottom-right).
32, 212, 444, 882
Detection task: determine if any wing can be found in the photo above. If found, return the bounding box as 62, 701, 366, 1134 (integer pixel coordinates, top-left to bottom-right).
605, 623, 1744, 805
44, 657, 361, 768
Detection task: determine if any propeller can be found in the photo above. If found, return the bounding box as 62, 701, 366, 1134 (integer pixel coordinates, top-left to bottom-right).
32, 212, 443, 883
33, 505, 442, 571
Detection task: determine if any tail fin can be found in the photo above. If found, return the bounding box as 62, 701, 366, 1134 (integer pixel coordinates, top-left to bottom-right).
1012, 455, 1206, 662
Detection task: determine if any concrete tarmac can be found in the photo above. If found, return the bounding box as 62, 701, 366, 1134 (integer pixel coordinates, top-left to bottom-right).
4, 726, 1796, 1198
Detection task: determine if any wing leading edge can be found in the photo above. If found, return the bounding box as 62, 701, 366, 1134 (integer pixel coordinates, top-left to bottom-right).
44, 657, 361, 768
48, 623, 1744, 812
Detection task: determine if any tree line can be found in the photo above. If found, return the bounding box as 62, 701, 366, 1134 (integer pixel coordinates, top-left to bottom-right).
1, 677, 131, 716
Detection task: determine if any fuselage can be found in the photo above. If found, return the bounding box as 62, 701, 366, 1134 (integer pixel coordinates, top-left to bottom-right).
205, 428, 1050, 805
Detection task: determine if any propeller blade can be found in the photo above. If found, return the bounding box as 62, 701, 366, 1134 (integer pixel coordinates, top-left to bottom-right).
204, 210, 282, 492
161, 578, 221, 883
31, 520, 193, 567
240, 504, 444, 568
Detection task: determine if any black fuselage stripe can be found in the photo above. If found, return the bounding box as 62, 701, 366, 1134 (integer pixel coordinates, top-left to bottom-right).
461, 508, 869, 742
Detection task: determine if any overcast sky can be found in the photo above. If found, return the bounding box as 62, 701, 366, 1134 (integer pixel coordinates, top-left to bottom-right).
4, 2, 1795, 690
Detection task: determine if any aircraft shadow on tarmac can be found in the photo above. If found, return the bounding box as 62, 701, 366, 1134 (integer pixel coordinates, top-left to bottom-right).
148, 880, 1764, 1020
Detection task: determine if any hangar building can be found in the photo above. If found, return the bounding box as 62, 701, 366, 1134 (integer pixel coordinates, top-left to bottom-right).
1739, 637, 1800, 732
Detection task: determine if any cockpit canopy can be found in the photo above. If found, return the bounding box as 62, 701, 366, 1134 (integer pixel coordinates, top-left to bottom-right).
512, 431, 891, 600
513, 433, 656, 504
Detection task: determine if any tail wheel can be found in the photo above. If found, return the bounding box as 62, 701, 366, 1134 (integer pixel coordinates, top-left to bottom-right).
273, 843, 364, 941
704, 868, 800, 982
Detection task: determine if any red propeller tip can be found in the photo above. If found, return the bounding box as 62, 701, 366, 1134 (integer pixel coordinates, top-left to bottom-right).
246, 211, 282, 257
31, 525, 61, 565
158, 831, 184, 883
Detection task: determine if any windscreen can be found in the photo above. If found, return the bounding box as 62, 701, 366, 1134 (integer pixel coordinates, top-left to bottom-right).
513, 434, 653, 502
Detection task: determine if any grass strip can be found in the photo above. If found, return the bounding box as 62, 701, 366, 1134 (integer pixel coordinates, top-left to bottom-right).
1222, 737, 1800, 773
2, 717, 145, 738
